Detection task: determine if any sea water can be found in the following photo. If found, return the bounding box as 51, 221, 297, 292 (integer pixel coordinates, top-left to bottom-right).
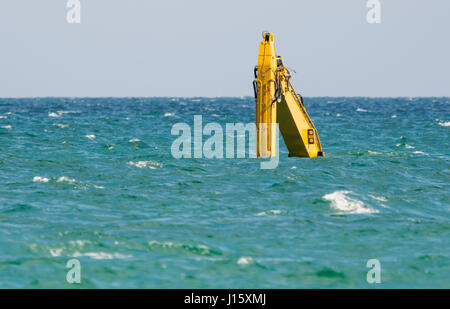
0, 97, 448, 288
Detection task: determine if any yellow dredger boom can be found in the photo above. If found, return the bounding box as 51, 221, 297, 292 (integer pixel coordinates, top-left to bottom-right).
253, 32, 324, 158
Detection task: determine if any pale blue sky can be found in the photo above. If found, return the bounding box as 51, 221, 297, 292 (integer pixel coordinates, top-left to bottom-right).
0, 0, 449, 97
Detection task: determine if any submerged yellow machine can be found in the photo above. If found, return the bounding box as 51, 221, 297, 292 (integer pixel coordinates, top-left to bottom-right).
253, 32, 324, 158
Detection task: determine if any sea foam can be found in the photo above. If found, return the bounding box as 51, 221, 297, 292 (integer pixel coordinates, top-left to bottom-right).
33, 176, 50, 183
72, 251, 130, 260
255, 210, 284, 216
57, 176, 76, 184
127, 160, 163, 169
323, 191, 378, 214
237, 256, 254, 265
437, 120, 450, 127
53, 123, 69, 128
48, 110, 81, 118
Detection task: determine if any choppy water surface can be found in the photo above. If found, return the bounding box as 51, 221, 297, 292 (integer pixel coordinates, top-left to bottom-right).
0, 97, 448, 288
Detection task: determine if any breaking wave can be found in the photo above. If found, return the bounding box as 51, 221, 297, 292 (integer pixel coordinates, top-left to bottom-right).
127, 160, 163, 169
323, 191, 378, 214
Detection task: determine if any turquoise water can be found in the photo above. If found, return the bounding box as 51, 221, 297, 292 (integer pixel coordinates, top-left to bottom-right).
0, 97, 448, 288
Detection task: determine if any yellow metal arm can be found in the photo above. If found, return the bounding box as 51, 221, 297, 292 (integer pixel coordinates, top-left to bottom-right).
253, 32, 324, 158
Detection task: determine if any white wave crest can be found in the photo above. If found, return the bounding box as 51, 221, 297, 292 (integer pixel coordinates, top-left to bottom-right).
237, 256, 254, 265
127, 160, 163, 169
50, 248, 63, 257
57, 176, 76, 184
356, 108, 368, 112
72, 251, 130, 260
33, 176, 50, 183
50, 247, 129, 259
128, 138, 141, 142
48, 110, 81, 118
369, 195, 387, 202
438, 120, 450, 127
323, 191, 378, 214
69, 240, 92, 247
85, 134, 96, 140
368, 150, 381, 155
256, 209, 283, 216
53, 123, 69, 128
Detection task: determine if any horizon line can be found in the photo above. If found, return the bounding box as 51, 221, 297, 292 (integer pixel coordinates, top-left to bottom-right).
1, 95, 449, 99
